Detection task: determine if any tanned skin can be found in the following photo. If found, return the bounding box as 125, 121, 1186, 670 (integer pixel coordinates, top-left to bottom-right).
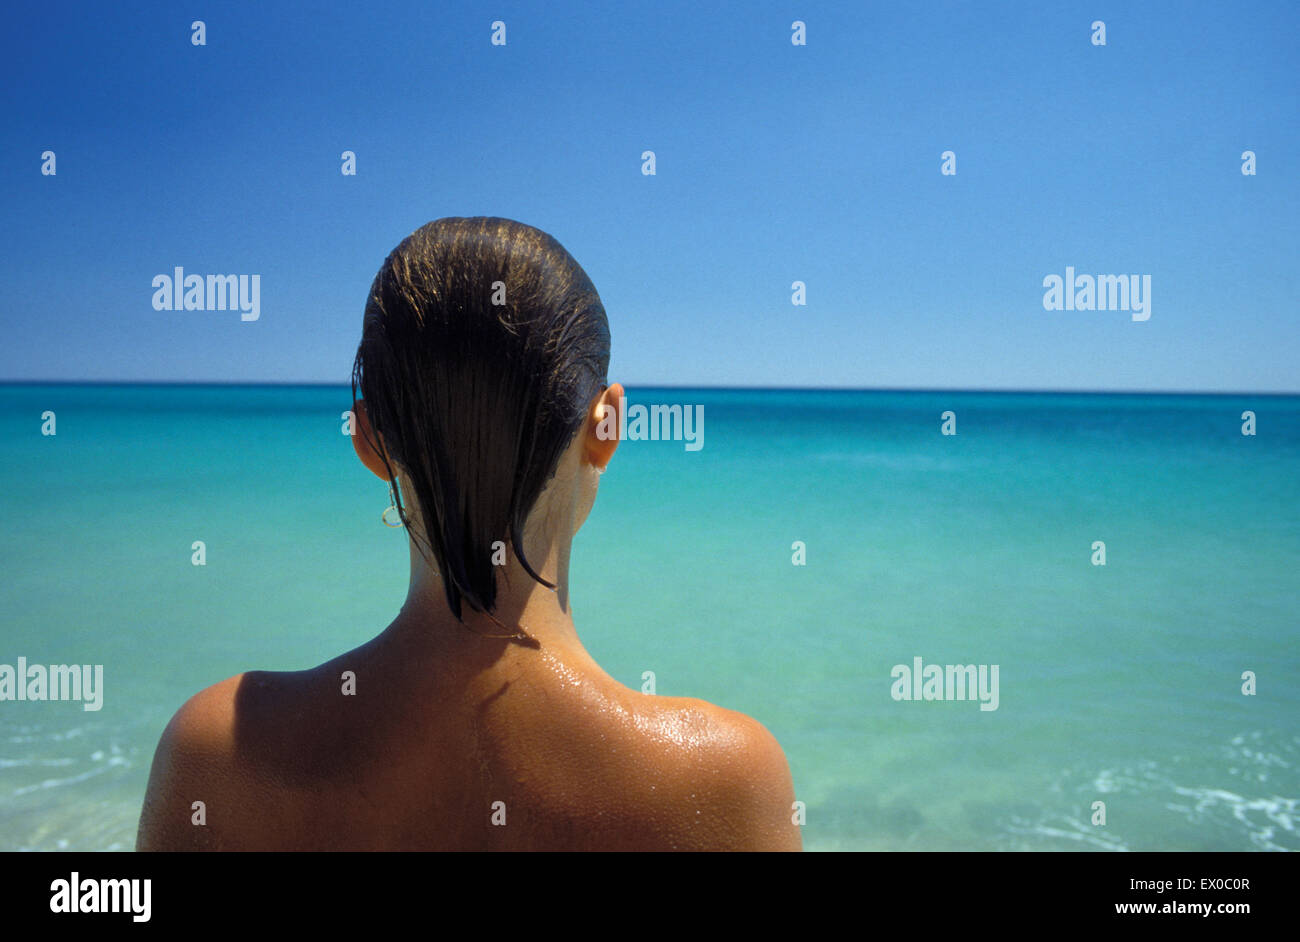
137, 384, 801, 851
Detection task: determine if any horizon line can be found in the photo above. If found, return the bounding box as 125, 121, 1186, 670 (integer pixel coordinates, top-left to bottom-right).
0, 380, 1296, 397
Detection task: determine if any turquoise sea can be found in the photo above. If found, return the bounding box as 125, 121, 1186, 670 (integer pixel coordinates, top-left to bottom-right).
0, 384, 1296, 851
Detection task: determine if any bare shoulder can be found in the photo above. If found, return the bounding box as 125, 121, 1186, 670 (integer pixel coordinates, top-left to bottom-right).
591, 691, 803, 851
667, 697, 802, 851
136, 674, 241, 850
491, 660, 802, 850
135, 672, 293, 851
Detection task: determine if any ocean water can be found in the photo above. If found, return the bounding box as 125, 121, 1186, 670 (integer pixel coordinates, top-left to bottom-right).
0, 384, 1296, 852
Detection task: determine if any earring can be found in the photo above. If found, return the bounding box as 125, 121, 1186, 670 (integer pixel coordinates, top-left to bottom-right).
382, 481, 404, 528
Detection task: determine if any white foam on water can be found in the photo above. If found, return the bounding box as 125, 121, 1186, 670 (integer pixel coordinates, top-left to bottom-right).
1000, 732, 1299, 852
1169, 786, 1297, 852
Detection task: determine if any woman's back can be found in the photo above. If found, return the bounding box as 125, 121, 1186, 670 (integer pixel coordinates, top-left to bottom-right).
136, 616, 800, 851
136, 217, 799, 851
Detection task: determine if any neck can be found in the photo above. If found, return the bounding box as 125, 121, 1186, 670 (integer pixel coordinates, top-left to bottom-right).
393, 528, 584, 653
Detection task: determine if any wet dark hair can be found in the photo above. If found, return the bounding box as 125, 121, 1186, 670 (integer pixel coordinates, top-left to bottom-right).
351, 217, 610, 623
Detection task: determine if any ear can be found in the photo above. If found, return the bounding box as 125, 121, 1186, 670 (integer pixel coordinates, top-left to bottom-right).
351, 399, 391, 480
583, 383, 623, 471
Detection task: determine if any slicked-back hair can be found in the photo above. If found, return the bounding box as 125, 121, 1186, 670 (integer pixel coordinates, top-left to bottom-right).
351, 217, 610, 622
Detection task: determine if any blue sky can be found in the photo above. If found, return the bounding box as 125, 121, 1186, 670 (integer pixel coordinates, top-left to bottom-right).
2, 1, 1296, 391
